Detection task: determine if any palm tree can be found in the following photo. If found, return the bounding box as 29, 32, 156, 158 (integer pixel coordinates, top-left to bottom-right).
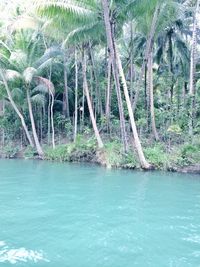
21, 67, 43, 156
100, 0, 128, 152
101, 0, 151, 169
0, 24, 62, 155
0, 68, 34, 147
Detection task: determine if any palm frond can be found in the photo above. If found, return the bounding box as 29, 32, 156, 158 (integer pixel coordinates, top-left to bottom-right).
11, 87, 24, 101
31, 93, 45, 105
4, 69, 22, 81
34, 0, 98, 21
23, 67, 37, 83
31, 84, 49, 95
35, 46, 63, 68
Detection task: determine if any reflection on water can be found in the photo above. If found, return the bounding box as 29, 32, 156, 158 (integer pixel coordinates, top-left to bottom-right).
0, 241, 48, 264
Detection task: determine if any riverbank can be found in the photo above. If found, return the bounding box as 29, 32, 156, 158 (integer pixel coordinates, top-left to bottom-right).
1, 137, 200, 174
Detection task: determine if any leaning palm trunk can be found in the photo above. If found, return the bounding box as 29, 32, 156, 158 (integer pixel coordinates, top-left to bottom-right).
147, 51, 159, 141
115, 50, 151, 169
101, 0, 151, 169
188, 0, 199, 138
132, 3, 161, 112
82, 48, 104, 149
26, 88, 44, 157
0, 69, 34, 147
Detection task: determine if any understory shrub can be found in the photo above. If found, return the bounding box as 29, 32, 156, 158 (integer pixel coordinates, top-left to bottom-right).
103, 141, 137, 168
45, 135, 97, 162
144, 143, 168, 168
179, 143, 200, 165
0, 144, 20, 158
24, 146, 37, 159
103, 141, 123, 167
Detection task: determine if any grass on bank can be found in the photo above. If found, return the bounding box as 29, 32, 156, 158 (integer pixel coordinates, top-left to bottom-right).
0, 135, 200, 170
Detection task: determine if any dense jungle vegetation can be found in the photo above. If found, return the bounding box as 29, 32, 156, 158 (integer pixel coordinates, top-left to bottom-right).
0, 0, 200, 171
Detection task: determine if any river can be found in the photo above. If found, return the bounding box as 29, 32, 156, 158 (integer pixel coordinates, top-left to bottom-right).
0, 159, 200, 266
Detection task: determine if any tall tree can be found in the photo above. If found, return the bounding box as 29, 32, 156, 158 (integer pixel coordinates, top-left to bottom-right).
0, 69, 34, 147
101, 0, 151, 169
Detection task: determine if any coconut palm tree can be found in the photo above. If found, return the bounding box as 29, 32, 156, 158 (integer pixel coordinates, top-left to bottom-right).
101, 0, 152, 169
0, 68, 35, 147
0, 26, 61, 156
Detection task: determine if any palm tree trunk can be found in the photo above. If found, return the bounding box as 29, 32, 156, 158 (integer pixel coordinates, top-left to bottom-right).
101, 0, 128, 152
115, 50, 151, 169
130, 21, 135, 106
48, 63, 55, 149
168, 29, 174, 104
144, 64, 150, 131
101, 0, 151, 169
50, 93, 55, 149
63, 52, 70, 118
40, 108, 43, 142
105, 55, 112, 127
0, 99, 5, 146
82, 48, 104, 149
0, 69, 34, 147
26, 88, 44, 157
81, 88, 85, 132
47, 94, 51, 145
74, 48, 78, 142
189, 0, 199, 137
147, 51, 159, 141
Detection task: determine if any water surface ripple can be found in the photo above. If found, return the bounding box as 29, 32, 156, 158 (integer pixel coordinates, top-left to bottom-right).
0, 159, 200, 267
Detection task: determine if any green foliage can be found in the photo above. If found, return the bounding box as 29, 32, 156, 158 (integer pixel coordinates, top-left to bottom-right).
0, 144, 19, 158
180, 143, 200, 165
121, 151, 138, 169
45, 135, 97, 162
45, 144, 70, 161
64, 120, 73, 138
103, 141, 137, 168
166, 141, 200, 168
167, 124, 182, 135
103, 141, 123, 167
24, 146, 37, 159
144, 143, 168, 168
194, 121, 200, 135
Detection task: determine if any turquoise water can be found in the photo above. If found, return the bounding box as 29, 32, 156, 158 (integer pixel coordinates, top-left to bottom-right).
0, 160, 200, 267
